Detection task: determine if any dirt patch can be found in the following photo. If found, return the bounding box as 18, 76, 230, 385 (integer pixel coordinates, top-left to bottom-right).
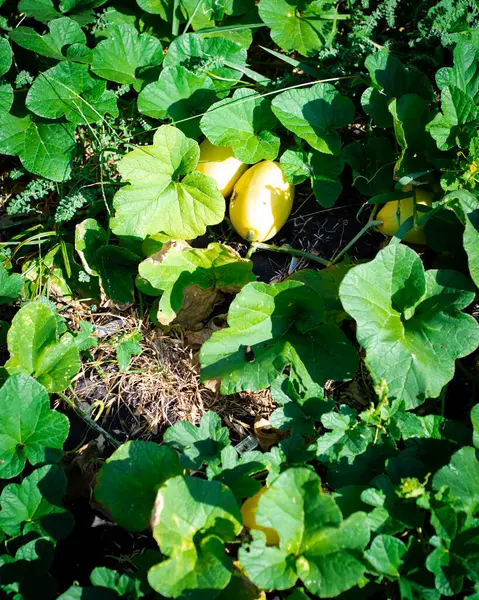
63, 308, 276, 447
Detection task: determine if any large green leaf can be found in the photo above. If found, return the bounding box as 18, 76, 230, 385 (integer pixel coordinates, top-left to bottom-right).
0, 112, 76, 181
95, 440, 182, 531
258, 0, 338, 56
271, 83, 355, 155
0, 36, 12, 77
0, 374, 69, 479
339, 244, 479, 408
9, 17, 91, 62
26, 62, 118, 125
148, 476, 242, 599
0, 263, 23, 305
364, 534, 407, 578
5, 302, 81, 392
200, 273, 357, 394
138, 66, 217, 139
0, 465, 73, 540
164, 34, 247, 96
200, 88, 280, 163
96, 246, 141, 304
110, 125, 225, 241
91, 24, 163, 90
362, 51, 432, 128
239, 468, 370, 597
427, 85, 479, 151
449, 190, 479, 289
17, 0, 61, 23
436, 38, 479, 103
433, 447, 479, 517
138, 241, 255, 326
280, 148, 344, 207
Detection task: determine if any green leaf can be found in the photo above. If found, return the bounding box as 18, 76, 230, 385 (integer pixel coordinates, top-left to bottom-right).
164, 34, 247, 96
26, 62, 117, 126
0, 465, 73, 540
427, 85, 479, 150
148, 476, 242, 599
364, 534, 407, 577
339, 244, 479, 408
0, 113, 76, 181
5, 302, 81, 392
362, 52, 432, 129
9, 17, 91, 62
138, 241, 255, 327
75, 218, 108, 276
136, 0, 171, 20
95, 440, 182, 531
0, 81, 13, 113
91, 24, 163, 90
388, 94, 436, 177
17, 0, 61, 23
364, 51, 432, 101
309, 151, 343, 208
280, 148, 343, 206
317, 405, 374, 464
0, 374, 69, 479
433, 447, 479, 516
200, 88, 280, 163
200, 273, 357, 394
96, 246, 141, 304
180, 0, 224, 30
0, 263, 23, 304
472, 406, 479, 450
74, 321, 98, 351
164, 411, 230, 470
110, 125, 225, 241
138, 66, 217, 139
258, 0, 338, 56
0, 36, 12, 77
239, 468, 370, 597
449, 190, 479, 288
90, 567, 143, 599
271, 83, 355, 155
342, 136, 396, 196
0, 537, 58, 600
116, 332, 142, 372
280, 148, 311, 185
436, 38, 479, 102
270, 374, 333, 436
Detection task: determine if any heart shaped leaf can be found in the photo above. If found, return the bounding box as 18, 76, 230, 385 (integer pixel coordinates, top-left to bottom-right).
272, 83, 354, 155
200, 272, 358, 394
0, 374, 69, 479
200, 88, 280, 163
110, 125, 225, 241
340, 244, 479, 408
6, 302, 81, 392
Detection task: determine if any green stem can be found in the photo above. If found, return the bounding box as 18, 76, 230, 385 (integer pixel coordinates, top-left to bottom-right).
59, 390, 120, 448
172, 0, 181, 37
248, 242, 331, 267
330, 220, 382, 265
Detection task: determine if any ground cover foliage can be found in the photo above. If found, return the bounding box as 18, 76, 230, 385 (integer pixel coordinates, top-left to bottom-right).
2, 0, 479, 598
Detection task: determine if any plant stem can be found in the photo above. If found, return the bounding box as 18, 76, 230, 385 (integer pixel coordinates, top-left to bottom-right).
59, 390, 120, 448
248, 242, 331, 267
330, 220, 382, 265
